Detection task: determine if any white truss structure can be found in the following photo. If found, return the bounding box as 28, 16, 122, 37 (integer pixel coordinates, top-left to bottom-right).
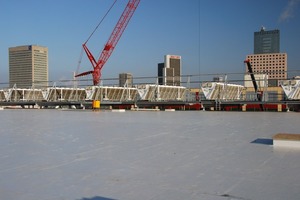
137, 85, 186, 101
201, 82, 245, 100
43, 87, 86, 101
86, 86, 138, 101
0, 86, 86, 102
280, 79, 300, 100
0, 84, 187, 102
1, 85, 44, 102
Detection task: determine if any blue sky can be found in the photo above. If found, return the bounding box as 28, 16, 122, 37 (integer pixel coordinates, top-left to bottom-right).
0, 0, 299, 85
200, 0, 300, 79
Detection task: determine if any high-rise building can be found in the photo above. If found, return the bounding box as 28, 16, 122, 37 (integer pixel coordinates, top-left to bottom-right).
9, 45, 48, 88
246, 27, 287, 86
245, 53, 287, 85
157, 63, 164, 85
119, 73, 133, 87
254, 27, 280, 54
157, 55, 181, 86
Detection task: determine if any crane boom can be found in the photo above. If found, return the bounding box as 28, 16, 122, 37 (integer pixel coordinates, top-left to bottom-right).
244, 59, 259, 98
244, 59, 264, 111
75, 0, 140, 85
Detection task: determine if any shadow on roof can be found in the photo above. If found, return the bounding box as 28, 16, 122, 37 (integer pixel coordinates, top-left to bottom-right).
251, 138, 273, 145
78, 197, 117, 200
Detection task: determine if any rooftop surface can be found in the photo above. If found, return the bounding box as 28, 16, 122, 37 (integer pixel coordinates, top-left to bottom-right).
1, 110, 300, 200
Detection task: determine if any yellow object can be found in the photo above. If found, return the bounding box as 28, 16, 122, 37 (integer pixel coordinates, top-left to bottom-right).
92, 100, 100, 109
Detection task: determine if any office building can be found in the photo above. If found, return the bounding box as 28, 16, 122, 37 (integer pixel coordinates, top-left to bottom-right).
246, 27, 287, 86
157, 55, 181, 86
213, 77, 224, 82
9, 45, 48, 88
254, 27, 280, 54
119, 73, 133, 87
245, 53, 287, 86
157, 63, 164, 85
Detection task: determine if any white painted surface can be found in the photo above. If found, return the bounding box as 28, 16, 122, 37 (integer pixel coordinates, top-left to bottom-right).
1, 110, 300, 200
273, 140, 300, 148
111, 109, 126, 112
165, 109, 175, 111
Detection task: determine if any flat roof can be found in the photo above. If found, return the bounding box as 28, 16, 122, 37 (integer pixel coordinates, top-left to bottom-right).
1, 110, 300, 200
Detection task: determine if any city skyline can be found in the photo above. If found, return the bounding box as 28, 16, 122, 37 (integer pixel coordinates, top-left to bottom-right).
0, 0, 300, 85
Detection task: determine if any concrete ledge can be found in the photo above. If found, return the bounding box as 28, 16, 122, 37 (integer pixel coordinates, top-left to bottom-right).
273, 133, 300, 148
165, 109, 175, 112
131, 108, 160, 111
111, 109, 126, 112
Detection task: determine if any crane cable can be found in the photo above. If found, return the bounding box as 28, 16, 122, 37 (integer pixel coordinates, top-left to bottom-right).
76, 48, 84, 75
76, 0, 118, 75
84, 0, 118, 44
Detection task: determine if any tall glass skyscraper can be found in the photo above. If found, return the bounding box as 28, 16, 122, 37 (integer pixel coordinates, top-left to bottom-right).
254, 27, 280, 54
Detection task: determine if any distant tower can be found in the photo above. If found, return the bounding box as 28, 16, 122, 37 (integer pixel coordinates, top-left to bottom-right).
9, 45, 48, 88
157, 55, 181, 86
245, 53, 287, 85
157, 63, 164, 85
246, 27, 287, 86
254, 27, 280, 54
119, 73, 133, 87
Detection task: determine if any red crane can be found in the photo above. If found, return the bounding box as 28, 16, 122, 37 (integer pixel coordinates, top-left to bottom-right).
75, 0, 140, 85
